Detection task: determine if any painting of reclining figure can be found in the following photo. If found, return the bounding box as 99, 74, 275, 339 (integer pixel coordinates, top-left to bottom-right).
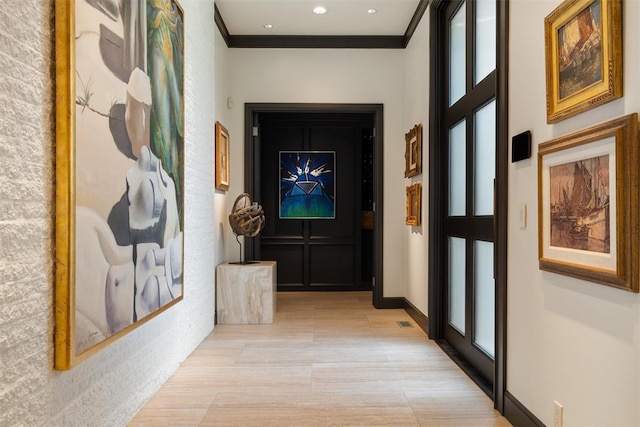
55, 0, 184, 369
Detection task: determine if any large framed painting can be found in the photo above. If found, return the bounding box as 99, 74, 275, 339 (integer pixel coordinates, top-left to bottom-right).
538, 114, 638, 292
544, 0, 622, 123
280, 151, 336, 219
55, 0, 185, 369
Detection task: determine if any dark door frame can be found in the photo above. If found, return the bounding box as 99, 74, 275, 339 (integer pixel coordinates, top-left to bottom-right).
244, 103, 390, 308
427, 0, 508, 413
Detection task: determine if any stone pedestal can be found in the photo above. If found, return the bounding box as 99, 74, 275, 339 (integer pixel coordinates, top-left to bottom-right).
216, 261, 277, 324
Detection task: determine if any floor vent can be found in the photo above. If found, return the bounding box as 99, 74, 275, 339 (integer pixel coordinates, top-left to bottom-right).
397, 321, 413, 328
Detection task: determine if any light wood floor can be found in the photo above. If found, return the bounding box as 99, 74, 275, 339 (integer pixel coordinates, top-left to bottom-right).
129, 292, 511, 426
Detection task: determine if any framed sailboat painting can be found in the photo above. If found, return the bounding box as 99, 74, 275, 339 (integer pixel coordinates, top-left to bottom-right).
538, 114, 639, 292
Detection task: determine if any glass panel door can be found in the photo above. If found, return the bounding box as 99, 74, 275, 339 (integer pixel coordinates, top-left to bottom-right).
449, 237, 466, 333
449, 120, 467, 216
440, 0, 497, 388
474, 100, 496, 216
449, 2, 467, 106
474, 240, 494, 357
474, 0, 496, 84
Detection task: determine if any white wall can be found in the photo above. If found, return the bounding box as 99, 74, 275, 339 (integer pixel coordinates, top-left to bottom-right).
508, 1, 640, 425
0, 1, 218, 425
214, 27, 232, 270
403, 10, 430, 314
225, 47, 408, 297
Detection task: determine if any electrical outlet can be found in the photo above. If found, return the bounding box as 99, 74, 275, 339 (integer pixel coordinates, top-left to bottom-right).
553, 401, 563, 427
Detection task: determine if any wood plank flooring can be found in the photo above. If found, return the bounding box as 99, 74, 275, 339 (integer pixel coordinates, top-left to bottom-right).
129, 292, 511, 426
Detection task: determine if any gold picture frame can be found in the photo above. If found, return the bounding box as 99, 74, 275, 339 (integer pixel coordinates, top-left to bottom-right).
215, 121, 230, 191
406, 182, 422, 226
404, 124, 422, 178
538, 113, 639, 292
544, 0, 622, 123
55, 0, 185, 369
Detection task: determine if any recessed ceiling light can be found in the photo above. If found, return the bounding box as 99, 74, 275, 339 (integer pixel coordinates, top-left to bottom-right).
313, 6, 327, 15
264, 24, 273, 29
367, 9, 377, 14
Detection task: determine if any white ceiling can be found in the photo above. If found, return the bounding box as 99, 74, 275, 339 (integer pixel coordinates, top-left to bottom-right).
215, 0, 422, 37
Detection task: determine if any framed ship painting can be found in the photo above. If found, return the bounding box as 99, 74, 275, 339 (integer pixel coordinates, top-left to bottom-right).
544, 0, 622, 123
55, 0, 185, 369
280, 151, 336, 219
538, 114, 638, 292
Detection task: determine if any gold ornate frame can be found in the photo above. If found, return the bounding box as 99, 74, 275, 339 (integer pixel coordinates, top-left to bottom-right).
55, 0, 185, 369
406, 182, 422, 226
404, 124, 422, 178
215, 121, 230, 191
538, 114, 638, 292
544, 0, 622, 123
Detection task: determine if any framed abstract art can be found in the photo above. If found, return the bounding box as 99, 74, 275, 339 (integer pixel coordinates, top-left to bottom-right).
279, 151, 336, 219
55, 0, 185, 369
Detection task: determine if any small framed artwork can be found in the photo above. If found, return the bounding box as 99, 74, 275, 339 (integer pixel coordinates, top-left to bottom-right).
280, 151, 336, 219
406, 182, 422, 226
404, 124, 423, 178
215, 121, 230, 191
544, 0, 622, 123
538, 113, 639, 292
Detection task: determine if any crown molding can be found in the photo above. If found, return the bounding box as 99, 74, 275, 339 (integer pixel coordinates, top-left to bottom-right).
215, 0, 429, 49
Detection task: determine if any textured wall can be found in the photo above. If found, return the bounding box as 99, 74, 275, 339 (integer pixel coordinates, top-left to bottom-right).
0, 0, 218, 425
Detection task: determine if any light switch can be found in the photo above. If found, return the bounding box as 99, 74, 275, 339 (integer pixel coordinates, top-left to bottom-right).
520, 204, 527, 229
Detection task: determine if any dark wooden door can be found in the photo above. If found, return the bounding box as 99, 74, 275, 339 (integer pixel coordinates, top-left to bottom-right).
256, 113, 373, 291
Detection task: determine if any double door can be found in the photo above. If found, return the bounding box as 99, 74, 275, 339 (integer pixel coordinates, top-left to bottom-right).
430, 0, 505, 396
256, 113, 374, 291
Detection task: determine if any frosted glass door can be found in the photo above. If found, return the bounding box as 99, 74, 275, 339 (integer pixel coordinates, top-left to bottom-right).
437, 0, 499, 387
449, 237, 466, 333
449, 2, 466, 106
474, 240, 494, 357
474, 0, 496, 84
449, 120, 466, 216
474, 100, 495, 216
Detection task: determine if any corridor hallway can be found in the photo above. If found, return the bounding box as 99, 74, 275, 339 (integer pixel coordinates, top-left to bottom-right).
129, 292, 510, 426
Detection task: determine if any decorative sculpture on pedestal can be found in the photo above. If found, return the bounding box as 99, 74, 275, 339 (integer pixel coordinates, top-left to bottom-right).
229, 193, 265, 264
